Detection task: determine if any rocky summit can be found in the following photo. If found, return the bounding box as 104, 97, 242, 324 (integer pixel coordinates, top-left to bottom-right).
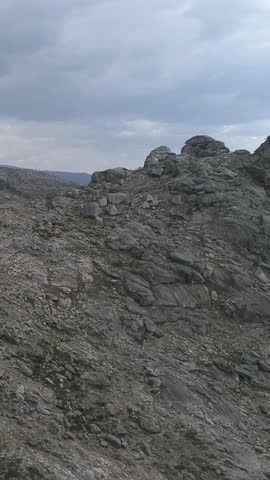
1, 135, 270, 480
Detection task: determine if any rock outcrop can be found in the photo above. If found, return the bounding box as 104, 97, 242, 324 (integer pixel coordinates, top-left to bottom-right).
1, 135, 270, 480
254, 135, 270, 159
181, 135, 230, 157
144, 146, 171, 167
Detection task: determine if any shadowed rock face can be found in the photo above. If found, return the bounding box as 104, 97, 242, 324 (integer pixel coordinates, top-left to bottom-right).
1, 136, 270, 480
181, 135, 230, 157
254, 135, 270, 158
246, 135, 270, 186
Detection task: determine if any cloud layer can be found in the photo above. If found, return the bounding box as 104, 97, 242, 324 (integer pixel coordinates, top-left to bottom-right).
0, 0, 270, 172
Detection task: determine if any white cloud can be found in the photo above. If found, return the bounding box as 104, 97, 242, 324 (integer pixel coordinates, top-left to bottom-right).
119, 119, 168, 138
0, 0, 269, 170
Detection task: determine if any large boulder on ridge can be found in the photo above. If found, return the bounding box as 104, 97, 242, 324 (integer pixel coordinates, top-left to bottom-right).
144, 146, 171, 167
91, 167, 129, 183
181, 135, 229, 157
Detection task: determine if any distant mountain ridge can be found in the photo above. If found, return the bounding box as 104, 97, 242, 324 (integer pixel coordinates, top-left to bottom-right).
0, 165, 77, 198
0, 164, 91, 186
45, 170, 91, 185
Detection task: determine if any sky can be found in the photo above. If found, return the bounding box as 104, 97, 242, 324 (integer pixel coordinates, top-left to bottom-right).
0, 0, 270, 173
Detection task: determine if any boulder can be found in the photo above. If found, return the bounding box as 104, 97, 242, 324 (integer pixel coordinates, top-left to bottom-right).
162, 154, 182, 176
138, 415, 161, 434
144, 194, 159, 207
91, 167, 129, 183
105, 205, 118, 216
153, 284, 210, 307
107, 192, 127, 205
125, 280, 154, 306
181, 135, 229, 157
98, 197, 108, 207
149, 167, 164, 177
106, 232, 138, 251
144, 146, 171, 167
82, 202, 101, 219
232, 149, 250, 155
169, 252, 194, 267
132, 263, 179, 285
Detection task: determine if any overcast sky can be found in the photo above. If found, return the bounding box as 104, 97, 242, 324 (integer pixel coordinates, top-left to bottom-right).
0, 0, 270, 172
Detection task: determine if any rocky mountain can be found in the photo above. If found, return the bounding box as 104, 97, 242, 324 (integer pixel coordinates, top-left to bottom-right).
1, 135, 270, 480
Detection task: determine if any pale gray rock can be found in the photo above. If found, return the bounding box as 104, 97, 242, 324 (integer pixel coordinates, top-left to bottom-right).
125, 280, 155, 306
133, 263, 179, 285
144, 193, 159, 207
107, 192, 127, 205
82, 201, 101, 218
98, 197, 108, 207
169, 252, 194, 267
181, 135, 229, 157
100, 433, 122, 448
138, 415, 161, 434
83, 471, 96, 480
144, 318, 157, 334
106, 232, 138, 250
149, 167, 164, 177
141, 201, 150, 209
153, 284, 210, 307
144, 146, 171, 167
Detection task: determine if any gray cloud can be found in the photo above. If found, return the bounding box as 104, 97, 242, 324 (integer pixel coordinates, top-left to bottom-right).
0, 0, 269, 172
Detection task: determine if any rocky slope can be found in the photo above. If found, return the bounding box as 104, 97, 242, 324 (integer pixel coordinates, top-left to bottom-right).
0, 166, 91, 187
1, 135, 270, 480
0, 166, 77, 198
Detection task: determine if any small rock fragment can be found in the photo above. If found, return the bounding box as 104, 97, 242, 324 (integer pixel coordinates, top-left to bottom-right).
106, 403, 116, 416
169, 252, 194, 267
105, 205, 118, 216
142, 201, 150, 209
138, 415, 161, 434
101, 433, 122, 448
107, 192, 127, 205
